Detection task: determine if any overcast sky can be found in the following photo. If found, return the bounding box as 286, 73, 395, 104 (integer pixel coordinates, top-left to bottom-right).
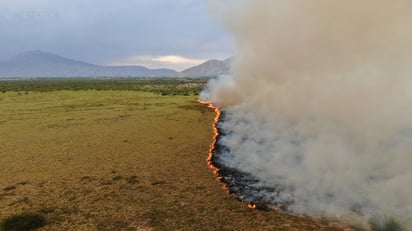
0, 0, 233, 70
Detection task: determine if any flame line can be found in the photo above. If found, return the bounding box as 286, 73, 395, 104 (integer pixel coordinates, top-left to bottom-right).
198, 100, 226, 186
198, 99, 282, 211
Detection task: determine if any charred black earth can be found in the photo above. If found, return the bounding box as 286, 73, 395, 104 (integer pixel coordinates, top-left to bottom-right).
212, 111, 294, 211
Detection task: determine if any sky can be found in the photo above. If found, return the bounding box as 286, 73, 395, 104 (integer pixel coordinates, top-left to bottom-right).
0, 0, 233, 71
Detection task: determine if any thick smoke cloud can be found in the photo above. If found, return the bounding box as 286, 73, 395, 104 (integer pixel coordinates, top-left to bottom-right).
203, 0, 412, 222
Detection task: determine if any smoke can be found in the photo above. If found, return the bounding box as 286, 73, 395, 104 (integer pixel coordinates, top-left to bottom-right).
203, 0, 412, 222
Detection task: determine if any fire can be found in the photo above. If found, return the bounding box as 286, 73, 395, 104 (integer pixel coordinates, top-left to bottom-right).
198, 100, 224, 182
199, 99, 283, 212
248, 203, 257, 209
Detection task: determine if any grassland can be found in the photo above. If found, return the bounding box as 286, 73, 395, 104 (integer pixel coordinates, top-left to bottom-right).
0, 78, 206, 96
0, 79, 350, 230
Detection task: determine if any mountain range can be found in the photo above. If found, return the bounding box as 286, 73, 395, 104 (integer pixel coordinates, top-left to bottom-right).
180, 58, 231, 78
0, 51, 231, 78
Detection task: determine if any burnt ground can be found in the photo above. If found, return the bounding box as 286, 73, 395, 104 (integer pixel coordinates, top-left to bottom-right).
211, 111, 295, 211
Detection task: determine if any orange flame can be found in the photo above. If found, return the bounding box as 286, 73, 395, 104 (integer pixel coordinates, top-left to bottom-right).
198, 100, 225, 183
248, 203, 257, 209
199, 100, 282, 211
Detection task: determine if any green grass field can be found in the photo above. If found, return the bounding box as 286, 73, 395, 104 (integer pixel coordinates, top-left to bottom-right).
0, 80, 350, 230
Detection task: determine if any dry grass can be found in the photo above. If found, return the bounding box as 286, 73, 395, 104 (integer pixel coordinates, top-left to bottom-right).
0, 90, 350, 230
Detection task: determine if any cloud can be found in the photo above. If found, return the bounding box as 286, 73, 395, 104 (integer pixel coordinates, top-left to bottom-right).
108, 55, 205, 71
0, 0, 232, 65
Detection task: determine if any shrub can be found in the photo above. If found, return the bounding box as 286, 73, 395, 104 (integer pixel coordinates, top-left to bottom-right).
126, 175, 139, 184
1, 213, 46, 231
369, 215, 405, 231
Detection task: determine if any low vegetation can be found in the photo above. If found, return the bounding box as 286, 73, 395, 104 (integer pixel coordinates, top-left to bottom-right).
0, 77, 206, 96
368, 215, 405, 231
1, 213, 46, 231
0, 79, 351, 230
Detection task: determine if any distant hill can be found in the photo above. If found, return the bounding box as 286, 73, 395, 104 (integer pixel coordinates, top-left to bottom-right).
0, 51, 177, 78
180, 58, 231, 77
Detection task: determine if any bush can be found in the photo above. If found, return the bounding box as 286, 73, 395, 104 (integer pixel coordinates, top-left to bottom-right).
369, 215, 405, 231
1, 213, 46, 231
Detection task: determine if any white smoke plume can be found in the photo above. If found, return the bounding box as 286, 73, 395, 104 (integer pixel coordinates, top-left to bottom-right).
203, 0, 412, 223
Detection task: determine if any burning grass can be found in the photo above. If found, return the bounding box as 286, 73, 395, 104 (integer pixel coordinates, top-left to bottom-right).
0, 89, 351, 230
198, 100, 222, 179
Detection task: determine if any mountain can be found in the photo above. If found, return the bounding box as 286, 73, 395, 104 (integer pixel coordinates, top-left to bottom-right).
0, 51, 97, 77
180, 58, 231, 77
0, 51, 177, 78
